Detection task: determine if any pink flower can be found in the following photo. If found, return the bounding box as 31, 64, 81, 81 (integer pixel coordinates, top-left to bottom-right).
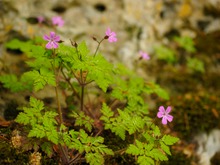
157, 106, 173, 125
105, 27, 117, 43
139, 51, 150, 60
37, 16, 44, 24
52, 16, 64, 27
43, 32, 60, 49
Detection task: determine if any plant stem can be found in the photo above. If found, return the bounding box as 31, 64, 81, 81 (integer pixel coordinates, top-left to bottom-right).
61, 68, 80, 100
51, 50, 69, 165
55, 81, 63, 124
80, 69, 84, 111
93, 38, 105, 57
58, 144, 69, 164
51, 50, 63, 125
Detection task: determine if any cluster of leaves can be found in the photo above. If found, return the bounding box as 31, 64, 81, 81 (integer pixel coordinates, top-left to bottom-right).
126, 125, 179, 165
154, 36, 205, 73
100, 103, 179, 165
0, 37, 179, 165
63, 129, 114, 165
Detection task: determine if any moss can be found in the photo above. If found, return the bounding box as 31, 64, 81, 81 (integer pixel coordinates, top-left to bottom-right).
0, 139, 29, 164
102, 130, 136, 164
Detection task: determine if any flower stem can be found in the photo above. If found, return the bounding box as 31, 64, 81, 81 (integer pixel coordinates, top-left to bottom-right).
80, 69, 84, 111
93, 38, 105, 57
51, 50, 63, 125
55, 80, 63, 124
61, 67, 80, 100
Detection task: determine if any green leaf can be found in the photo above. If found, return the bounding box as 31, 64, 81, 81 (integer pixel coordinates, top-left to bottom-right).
85, 153, 104, 165
100, 103, 114, 119
144, 82, 169, 100
148, 149, 168, 161
79, 129, 89, 144
29, 97, 44, 111
160, 142, 171, 155
154, 45, 176, 63
41, 142, 53, 157
26, 68, 56, 91
126, 144, 140, 155
58, 44, 77, 64
187, 57, 205, 73
111, 123, 126, 140
26, 56, 52, 70
0, 74, 33, 92
138, 156, 154, 165
28, 45, 46, 57
78, 41, 89, 57
144, 143, 154, 153
71, 112, 94, 132
96, 144, 114, 155
5, 39, 33, 53
86, 54, 114, 92
15, 112, 31, 125
46, 129, 59, 144
28, 125, 46, 138
174, 36, 196, 53
152, 125, 161, 137
15, 97, 44, 126
143, 132, 155, 144
161, 135, 179, 145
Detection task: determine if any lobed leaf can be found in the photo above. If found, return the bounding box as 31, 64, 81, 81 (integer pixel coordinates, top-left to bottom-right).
161, 135, 179, 145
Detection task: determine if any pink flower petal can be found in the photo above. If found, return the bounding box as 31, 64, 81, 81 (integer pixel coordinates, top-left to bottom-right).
108, 36, 117, 42
50, 32, 56, 38
52, 16, 64, 27
43, 35, 50, 41
46, 42, 53, 49
157, 106, 173, 125
166, 114, 173, 122
43, 31, 60, 49
37, 16, 44, 23
54, 35, 60, 42
52, 41, 59, 48
159, 106, 165, 113
157, 112, 163, 118
162, 117, 168, 125
105, 28, 111, 36
166, 106, 172, 113
105, 27, 117, 43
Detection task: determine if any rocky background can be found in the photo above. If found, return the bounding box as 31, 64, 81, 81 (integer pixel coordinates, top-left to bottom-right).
1, 0, 220, 65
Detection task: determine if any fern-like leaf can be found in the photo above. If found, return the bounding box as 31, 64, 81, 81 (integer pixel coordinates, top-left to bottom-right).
161, 135, 179, 145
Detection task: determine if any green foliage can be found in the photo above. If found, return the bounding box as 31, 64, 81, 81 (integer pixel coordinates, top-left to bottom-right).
144, 82, 169, 100
70, 111, 94, 132
15, 97, 59, 144
5, 39, 33, 53
25, 68, 56, 91
59, 42, 114, 92
26, 45, 53, 70
100, 103, 125, 140
41, 142, 53, 157
3, 36, 179, 165
126, 127, 179, 165
63, 129, 114, 165
174, 36, 196, 53
161, 135, 179, 146
154, 45, 176, 63
153, 36, 205, 74
111, 65, 169, 104
187, 57, 205, 73
100, 103, 148, 140
0, 73, 33, 92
